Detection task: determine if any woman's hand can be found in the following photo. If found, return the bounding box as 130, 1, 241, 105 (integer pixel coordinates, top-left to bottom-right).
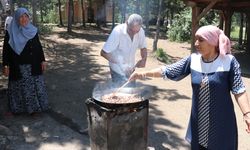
2, 66, 9, 76
244, 113, 250, 133
128, 71, 145, 81
41, 61, 46, 72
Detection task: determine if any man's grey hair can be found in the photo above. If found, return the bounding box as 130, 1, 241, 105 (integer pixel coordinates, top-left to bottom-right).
127, 14, 143, 26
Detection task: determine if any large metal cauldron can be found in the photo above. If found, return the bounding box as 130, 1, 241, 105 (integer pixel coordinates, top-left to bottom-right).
85, 98, 149, 150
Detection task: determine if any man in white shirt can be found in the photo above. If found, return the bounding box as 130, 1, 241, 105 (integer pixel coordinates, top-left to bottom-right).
4, 10, 13, 31
101, 14, 147, 85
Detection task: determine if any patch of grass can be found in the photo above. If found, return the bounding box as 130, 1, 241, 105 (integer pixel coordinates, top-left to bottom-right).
155, 48, 172, 64
37, 24, 54, 34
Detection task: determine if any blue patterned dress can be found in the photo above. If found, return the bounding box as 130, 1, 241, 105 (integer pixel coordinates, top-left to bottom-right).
162, 53, 245, 150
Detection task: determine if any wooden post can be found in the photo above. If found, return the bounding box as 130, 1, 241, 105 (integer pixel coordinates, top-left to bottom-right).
223, 10, 233, 39
191, 6, 199, 52
239, 13, 244, 46
246, 13, 250, 54
219, 11, 224, 30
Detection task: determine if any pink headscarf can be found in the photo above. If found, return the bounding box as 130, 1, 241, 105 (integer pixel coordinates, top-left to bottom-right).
195, 25, 231, 55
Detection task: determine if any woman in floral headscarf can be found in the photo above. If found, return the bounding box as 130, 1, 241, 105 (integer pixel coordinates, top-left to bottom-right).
128, 25, 250, 149
2, 7, 48, 115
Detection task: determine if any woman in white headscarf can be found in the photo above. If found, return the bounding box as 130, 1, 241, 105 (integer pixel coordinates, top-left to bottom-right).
2, 7, 48, 115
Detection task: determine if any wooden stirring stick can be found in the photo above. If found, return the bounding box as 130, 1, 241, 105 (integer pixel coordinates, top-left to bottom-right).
112, 66, 136, 95
114, 80, 130, 93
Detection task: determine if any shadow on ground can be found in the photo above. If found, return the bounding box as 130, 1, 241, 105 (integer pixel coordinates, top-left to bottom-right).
139, 83, 191, 150
0, 28, 107, 149
0, 27, 192, 149
1, 26, 249, 149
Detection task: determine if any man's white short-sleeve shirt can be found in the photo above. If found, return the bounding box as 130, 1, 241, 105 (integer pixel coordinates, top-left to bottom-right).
4, 16, 13, 30
102, 23, 147, 75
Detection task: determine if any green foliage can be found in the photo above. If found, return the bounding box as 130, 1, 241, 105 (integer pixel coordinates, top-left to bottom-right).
42, 9, 59, 23
37, 24, 54, 34
231, 13, 241, 27
231, 26, 246, 40
168, 7, 192, 42
199, 10, 220, 26
168, 8, 220, 42
166, 0, 186, 14
13, 0, 30, 7
230, 13, 247, 40
155, 48, 172, 64
11, 0, 59, 24
231, 26, 240, 40
38, 0, 59, 23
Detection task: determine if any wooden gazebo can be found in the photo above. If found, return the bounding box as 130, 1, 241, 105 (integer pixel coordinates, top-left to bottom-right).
183, 0, 250, 53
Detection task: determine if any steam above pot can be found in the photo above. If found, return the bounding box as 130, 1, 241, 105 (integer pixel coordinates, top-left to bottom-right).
92, 79, 152, 103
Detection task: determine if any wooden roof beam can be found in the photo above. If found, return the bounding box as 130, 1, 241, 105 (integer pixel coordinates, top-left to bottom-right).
183, 0, 197, 7
196, 0, 221, 22
220, 2, 250, 7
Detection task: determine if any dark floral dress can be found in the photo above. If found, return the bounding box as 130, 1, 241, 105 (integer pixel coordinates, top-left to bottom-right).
2, 31, 49, 114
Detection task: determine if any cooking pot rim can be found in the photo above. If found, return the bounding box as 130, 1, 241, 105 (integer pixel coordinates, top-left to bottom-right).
86, 98, 149, 110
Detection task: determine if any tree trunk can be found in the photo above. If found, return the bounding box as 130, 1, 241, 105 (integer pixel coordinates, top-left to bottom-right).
58, 0, 64, 26
32, 0, 37, 26
102, 0, 107, 27
81, 0, 86, 27
121, 0, 127, 23
67, 0, 73, 33
72, 0, 74, 24
112, 0, 115, 29
87, 0, 94, 24
40, 1, 43, 23
97, 0, 107, 27
144, 0, 149, 35
9, 0, 14, 14
153, 0, 163, 51
136, 0, 140, 14
170, 11, 173, 26
165, 10, 169, 32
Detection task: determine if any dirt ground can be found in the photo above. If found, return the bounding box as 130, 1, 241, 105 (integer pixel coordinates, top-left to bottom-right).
0, 26, 250, 150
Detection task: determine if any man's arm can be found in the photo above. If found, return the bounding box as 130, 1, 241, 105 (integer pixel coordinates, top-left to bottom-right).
100, 49, 117, 63
135, 48, 147, 68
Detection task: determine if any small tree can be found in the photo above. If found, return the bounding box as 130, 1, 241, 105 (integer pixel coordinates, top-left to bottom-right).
153, 0, 163, 51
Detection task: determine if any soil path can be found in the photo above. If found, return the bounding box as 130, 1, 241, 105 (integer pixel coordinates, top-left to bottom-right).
0, 26, 250, 150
